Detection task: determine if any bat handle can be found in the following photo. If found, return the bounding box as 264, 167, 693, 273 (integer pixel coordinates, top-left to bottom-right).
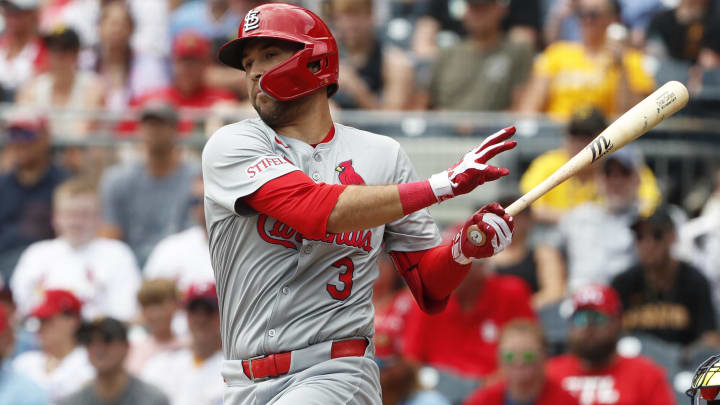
466, 224, 487, 247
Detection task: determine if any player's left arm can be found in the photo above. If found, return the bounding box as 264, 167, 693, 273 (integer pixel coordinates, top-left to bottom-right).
390, 203, 514, 313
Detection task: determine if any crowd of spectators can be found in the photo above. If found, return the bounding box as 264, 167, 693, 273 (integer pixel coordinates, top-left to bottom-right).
1, 0, 720, 404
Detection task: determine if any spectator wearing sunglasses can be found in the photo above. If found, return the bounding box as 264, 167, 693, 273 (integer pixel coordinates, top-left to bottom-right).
546, 284, 675, 405
144, 176, 214, 293
0, 111, 68, 281
519, 0, 654, 121
464, 319, 578, 405
611, 206, 719, 346
62, 317, 169, 405
542, 147, 647, 293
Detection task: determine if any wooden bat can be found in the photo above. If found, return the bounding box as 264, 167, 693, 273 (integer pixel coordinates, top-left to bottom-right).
468, 80, 690, 247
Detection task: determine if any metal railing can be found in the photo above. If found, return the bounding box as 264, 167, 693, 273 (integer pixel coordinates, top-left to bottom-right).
3, 105, 718, 224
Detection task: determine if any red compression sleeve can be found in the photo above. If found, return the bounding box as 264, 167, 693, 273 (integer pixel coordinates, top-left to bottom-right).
397, 181, 437, 215
390, 245, 470, 314
244, 171, 347, 239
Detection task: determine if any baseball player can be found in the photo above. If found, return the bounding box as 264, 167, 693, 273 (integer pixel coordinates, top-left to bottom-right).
202, 3, 517, 405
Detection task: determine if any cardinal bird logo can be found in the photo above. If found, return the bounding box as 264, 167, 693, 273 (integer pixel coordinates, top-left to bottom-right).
336, 160, 366, 185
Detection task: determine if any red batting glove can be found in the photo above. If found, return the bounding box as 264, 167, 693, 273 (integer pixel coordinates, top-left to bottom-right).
451, 203, 515, 265
429, 127, 516, 202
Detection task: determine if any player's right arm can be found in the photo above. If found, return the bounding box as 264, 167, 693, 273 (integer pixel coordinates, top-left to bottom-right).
241, 127, 517, 238
204, 123, 515, 242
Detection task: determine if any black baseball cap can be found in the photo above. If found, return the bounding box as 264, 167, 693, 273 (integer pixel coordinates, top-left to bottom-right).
78, 317, 128, 344
631, 206, 675, 232
43, 27, 80, 52
568, 106, 607, 138
139, 101, 179, 124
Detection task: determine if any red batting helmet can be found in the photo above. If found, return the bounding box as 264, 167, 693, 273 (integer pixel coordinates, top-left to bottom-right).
217, 3, 339, 102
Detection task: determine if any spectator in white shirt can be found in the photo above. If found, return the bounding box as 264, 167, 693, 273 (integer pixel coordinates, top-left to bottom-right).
11, 177, 142, 322
13, 289, 94, 404
144, 176, 213, 292
140, 282, 222, 405
126, 279, 185, 374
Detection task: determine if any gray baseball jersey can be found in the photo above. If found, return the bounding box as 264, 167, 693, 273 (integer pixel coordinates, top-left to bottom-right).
201, 118, 441, 362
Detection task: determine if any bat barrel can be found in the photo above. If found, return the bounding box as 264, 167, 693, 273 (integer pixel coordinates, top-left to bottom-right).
503, 81, 689, 218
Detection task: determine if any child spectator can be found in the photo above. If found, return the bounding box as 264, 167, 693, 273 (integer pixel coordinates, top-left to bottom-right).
126, 279, 185, 375
11, 177, 141, 322
140, 283, 223, 405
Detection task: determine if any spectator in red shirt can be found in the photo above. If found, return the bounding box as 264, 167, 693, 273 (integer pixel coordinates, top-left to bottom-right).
403, 259, 535, 381
132, 30, 237, 134
0, 0, 46, 102
464, 319, 578, 405
373, 253, 416, 405
546, 284, 675, 405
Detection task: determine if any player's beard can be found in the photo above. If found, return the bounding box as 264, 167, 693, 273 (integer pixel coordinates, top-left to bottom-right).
251, 92, 304, 129
569, 336, 618, 367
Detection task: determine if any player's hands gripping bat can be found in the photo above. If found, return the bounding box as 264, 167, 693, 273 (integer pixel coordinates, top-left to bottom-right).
451, 203, 514, 265
428, 126, 517, 202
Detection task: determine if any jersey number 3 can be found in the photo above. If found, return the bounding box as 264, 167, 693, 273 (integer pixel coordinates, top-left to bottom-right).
327, 257, 354, 300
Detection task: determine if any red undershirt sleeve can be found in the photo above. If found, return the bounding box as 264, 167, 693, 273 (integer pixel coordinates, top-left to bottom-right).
389, 245, 470, 314
243, 171, 347, 239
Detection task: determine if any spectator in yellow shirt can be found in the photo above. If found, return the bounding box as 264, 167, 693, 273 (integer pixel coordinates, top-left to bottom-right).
521, 107, 661, 224
518, 0, 655, 121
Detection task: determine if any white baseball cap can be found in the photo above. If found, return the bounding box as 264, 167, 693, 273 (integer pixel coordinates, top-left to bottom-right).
1, 0, 40, 10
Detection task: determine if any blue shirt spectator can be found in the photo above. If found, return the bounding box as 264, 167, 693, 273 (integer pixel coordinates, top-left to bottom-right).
0, 361, 49, 405
0, 113, 68, 281
98, 103, 196, 267
0, 300, 48, 405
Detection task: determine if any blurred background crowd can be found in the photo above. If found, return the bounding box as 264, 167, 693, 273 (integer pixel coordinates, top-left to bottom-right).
1, 0, 720, 404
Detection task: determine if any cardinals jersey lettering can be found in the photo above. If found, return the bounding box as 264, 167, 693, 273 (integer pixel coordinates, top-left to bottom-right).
202, 118, 441, 360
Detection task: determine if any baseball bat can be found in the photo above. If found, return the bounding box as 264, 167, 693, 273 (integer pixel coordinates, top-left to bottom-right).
468, 80, 689, 246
